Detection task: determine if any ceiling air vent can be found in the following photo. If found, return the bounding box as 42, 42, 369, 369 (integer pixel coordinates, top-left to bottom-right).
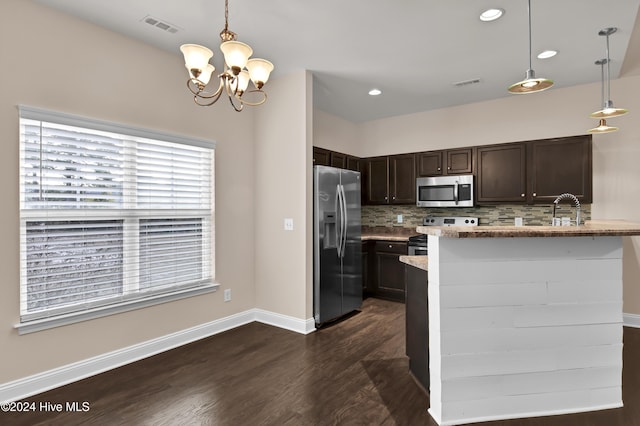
141, 15, 180, 34
452, 78, 481, 87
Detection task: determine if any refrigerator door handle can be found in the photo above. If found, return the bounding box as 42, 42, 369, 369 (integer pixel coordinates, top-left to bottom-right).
339, 184, 347, 258
336, 184, 343, 258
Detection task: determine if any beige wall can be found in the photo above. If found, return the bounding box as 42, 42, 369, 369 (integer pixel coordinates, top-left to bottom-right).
313, 109, 362, 156
0, 0, 258, 383
314, 76, 640, 315
254, 70, 314, 320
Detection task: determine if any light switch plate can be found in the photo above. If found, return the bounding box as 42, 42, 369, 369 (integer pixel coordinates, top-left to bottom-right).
397, 214, 403, 224
284, 218, 294, 231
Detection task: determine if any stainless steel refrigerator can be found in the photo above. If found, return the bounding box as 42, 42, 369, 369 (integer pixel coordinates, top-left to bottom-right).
313, 165, 362, 326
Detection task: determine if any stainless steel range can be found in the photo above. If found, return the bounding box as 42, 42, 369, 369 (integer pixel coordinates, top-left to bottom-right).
408, 216, 479, 255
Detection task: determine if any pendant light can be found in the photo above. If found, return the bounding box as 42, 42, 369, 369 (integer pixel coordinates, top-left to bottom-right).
508, 0, 553, 94
588, 60, 618, 133
590, 27, 628, 119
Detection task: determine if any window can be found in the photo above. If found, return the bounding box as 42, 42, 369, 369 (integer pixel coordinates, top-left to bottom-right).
18, 106, 216, 333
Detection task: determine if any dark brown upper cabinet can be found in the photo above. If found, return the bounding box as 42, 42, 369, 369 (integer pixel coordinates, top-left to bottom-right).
477, 143, 527, 203
365, 156, 390, 204
527, 135, 592, 204
476, 135, 592, 205
364, 154, 416, 205
417, 148, 473, 176
346, 155, 361, 172
313, 147, 331, 166
313, 147, 361, 172
417, 151, 443, 176
330, 151, 347, 168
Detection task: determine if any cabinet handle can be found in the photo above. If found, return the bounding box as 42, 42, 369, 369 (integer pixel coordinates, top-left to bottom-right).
521, 193, 525, 197
447, 166, 451, 170
437, 167, 441, 171
389, 245, 393, 248
385, 196, 388, 200
533, 192, 537, 197
392, 196, 395, 200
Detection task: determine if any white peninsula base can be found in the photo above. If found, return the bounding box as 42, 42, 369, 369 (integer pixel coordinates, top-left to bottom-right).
426, 235, 623, 426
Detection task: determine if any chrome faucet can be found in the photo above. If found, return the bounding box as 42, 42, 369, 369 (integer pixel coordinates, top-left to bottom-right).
552, 193, 581, 226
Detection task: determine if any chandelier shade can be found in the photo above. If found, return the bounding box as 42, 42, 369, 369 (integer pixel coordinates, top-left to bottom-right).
220, 41, 253, 72
180, 44, 214, 75
508, 0, 553, 94
179, 0, 274, 111
246, 58, 275, 88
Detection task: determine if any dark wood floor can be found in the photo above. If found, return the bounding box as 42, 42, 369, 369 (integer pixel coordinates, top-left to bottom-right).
2, 298, 639, 426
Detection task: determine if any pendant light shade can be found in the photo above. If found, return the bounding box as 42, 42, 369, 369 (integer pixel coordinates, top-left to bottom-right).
591, 101, 628, 119
508, 0, 553, 94
588, 118, 618, 133
590, 28, 628, 119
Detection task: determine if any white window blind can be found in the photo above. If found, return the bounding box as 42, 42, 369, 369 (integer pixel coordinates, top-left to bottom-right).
19, 106, 215, 325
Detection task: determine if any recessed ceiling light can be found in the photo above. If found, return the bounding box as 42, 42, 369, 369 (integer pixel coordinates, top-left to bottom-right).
479, 8, 504, 22
368, 89, 382, 96
537, 50, 558, 59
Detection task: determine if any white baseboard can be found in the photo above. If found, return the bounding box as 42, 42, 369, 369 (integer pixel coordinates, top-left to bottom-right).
624, 313, 640, 328
254, 309, 316, 335
431, 402, 623, 426
0, 308, 314, 403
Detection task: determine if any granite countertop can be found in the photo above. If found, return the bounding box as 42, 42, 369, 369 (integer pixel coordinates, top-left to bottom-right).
399, 255, 428, 271
361, 226, 417, 241
416, 220, 640, 238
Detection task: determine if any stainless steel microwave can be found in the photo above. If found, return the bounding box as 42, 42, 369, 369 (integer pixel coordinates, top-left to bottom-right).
416, 174, 474, 207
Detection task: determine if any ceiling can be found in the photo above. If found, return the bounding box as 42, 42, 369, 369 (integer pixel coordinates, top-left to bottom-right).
34, 0, 640, 123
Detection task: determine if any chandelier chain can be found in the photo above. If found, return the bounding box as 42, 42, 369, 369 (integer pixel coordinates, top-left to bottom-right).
224, 0, 229, 32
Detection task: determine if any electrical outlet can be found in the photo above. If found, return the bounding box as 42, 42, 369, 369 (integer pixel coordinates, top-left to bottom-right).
397, 214, 403, 224
284, 218, 294, 231
224, 289, 231, 302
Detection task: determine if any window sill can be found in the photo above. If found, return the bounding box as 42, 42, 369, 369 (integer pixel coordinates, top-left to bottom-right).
15, 283, 219, 335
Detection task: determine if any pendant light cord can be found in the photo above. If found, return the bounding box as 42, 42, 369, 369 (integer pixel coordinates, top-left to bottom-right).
599, 60, 606, 108
605, 33, 611, 105
527, 0, 533, 71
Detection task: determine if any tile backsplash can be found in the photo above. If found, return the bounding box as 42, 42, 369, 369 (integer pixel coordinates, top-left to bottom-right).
362, 203, 591, 228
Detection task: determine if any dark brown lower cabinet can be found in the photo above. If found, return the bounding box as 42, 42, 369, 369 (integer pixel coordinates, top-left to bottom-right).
405, 264, 429, 393
372, 241, 407, 302
361, 240, 372, 297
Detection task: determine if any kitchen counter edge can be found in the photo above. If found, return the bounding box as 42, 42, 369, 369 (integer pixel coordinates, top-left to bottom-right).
416, 220, 640, 238
399, 255, 428, 271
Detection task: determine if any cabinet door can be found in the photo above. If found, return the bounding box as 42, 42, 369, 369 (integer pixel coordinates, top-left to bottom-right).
346, 155, 361, 172
313, 147, 331, 166
446, 148, 473, 174
405, 265, 429, 391
362, 241, 372, 296
365, 157, 390, 204
389, 153, 416, 204
374, 241, 407, 302
330, 152, 347, 168
417, 151, 443, 176
528, 136, 592, 204
477, 143, 527, 203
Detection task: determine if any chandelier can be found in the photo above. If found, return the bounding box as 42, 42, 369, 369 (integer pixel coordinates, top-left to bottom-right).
180, 0, 274, 112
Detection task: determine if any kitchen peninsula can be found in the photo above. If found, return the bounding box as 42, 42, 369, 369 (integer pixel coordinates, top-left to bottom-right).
414, 221, 640, 426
